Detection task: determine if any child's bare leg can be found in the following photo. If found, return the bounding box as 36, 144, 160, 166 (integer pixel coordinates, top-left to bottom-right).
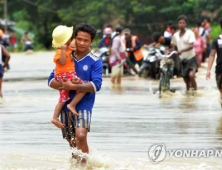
67, 92, 85, 116
51, 102, 65, 128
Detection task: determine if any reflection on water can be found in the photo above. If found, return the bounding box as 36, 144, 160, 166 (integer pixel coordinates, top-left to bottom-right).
1, 78, 222, 169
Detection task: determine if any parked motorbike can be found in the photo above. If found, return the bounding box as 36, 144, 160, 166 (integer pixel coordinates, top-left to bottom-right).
138, 46, 165, 79
98, 47, 111, 75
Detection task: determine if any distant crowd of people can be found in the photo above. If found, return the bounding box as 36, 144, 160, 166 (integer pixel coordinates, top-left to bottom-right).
97, 17, 213, 91
97, 15, 222, 111
0, 29, 34, 52
150, 18, 211, 68
0, 29, 35, 100
0, 29, 18, 52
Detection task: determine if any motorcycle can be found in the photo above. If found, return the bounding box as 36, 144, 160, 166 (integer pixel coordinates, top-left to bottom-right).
138, 46, 165, 79
98, 47, 111, 75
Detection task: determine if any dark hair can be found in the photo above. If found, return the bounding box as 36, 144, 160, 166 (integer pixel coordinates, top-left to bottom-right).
112, 25, 123, 39
171, 25, 177, 31
203, 17, 210, 22
74, 22, 97, 40
152, 32, 162, 43
115, 25, 123, 34
106, 24, 113, 29
219, 18, 222, 29
177, 15, 188, 23
196, 19, 203, 27
167, 20, 172, 26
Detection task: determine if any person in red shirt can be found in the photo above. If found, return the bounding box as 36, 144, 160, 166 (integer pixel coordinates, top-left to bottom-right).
9, 31, 17, 52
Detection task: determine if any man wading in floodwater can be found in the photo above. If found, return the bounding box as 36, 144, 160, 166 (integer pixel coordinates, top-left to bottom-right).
171, 15, 198, 93
48, 23, 102, 163
206, 18, 222, 108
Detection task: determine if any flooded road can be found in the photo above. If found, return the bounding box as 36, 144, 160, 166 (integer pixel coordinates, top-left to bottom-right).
0, 52, 222, 170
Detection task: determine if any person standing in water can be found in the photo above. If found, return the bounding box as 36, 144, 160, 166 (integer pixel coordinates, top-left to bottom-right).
206, 18, 222, 107
171, 15, 198, 92
109, 26, 124, 86
48, 23, 102, 163
0, 44, 10, 98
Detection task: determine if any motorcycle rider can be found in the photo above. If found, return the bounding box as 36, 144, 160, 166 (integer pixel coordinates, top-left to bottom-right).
98, 27, 112, 49
20, 32, 34, 51
98, 27, 113, 74
147, 26, 177, 48
151, 32, 171, 48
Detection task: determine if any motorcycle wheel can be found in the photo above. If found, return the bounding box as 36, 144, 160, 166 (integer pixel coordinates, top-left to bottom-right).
103, 67, 109, 76
139, 68, 150, 78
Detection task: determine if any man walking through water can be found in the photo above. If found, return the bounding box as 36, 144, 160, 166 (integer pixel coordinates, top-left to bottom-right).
48, 23, 102, 163
171, 15, 198, 93
206, 18, 222, 107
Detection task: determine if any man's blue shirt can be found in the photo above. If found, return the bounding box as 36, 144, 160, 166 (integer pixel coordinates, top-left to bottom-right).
48, 52, 103, 112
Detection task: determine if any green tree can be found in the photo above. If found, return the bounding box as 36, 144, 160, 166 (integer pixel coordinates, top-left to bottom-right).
1, 0, 222, 49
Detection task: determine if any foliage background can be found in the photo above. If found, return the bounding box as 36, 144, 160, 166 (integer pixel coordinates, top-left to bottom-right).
1, 0, 222, 50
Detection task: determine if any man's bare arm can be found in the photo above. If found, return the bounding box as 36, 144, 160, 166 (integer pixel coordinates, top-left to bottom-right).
49, 79, 61, 90
206, 49, 216, 79
207, 49, 216, 72
60, 80, 95, 92
1, 45, 10, 67
49, 77, 94, 92
170, 44, 178, 51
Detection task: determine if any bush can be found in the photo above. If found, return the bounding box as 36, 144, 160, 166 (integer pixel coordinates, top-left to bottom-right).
210, 23, 221, 41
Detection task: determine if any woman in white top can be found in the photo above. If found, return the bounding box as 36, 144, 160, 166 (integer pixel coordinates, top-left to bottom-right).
109, 26, 124, 86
